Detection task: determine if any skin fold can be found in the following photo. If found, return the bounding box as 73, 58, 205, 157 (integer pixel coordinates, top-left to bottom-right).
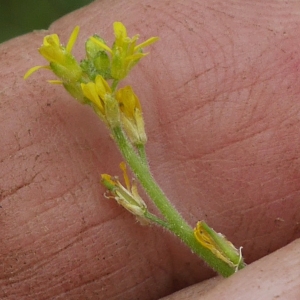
0, 0, 300, 299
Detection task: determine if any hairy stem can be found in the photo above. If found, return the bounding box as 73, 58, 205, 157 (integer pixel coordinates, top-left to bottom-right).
112, 125, 243, 277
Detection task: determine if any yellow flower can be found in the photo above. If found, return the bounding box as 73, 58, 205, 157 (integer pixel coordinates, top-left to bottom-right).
81, 75, 111, 116
81, 75, 120, 127
90, 21, 158, 80
101, 162, 148, 223
116, 86, 147, 145
24, 26, 82, 82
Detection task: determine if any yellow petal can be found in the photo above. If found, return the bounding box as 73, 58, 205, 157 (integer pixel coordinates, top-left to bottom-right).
81, 82, 104, 113
43, 34, 60, 47
127, 52, 147, 60
134, 37, 159, 51
90, 37, 112, 53
113, 22, 127, 40
116, 86, 141, 119
66, 26, 80, 53
95, 75, 112, 99
39, 44, 65, 64
23, 65, 50, 79
119, 162, 130, 190
47, 80, 63, 85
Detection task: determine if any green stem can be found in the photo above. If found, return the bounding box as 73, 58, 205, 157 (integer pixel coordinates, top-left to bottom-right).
144, 211, 170, 229
112, 126, 242, 277
136, 144, 148, 166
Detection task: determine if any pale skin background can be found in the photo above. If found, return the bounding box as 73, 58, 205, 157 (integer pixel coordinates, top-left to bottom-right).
1, 0, 300, 299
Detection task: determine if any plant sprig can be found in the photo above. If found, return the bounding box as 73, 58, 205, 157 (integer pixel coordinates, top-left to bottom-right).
24, 22, 246, 277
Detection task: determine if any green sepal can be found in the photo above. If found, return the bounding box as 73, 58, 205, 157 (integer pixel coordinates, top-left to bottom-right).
49, 53, 82, 82
63, 82, 86, 104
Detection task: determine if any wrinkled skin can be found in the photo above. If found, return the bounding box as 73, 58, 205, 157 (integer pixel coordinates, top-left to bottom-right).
1, 1, 300, 299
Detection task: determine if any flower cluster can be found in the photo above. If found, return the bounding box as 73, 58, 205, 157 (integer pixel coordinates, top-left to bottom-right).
24, 22, 158, 145
24, 22, 158, 222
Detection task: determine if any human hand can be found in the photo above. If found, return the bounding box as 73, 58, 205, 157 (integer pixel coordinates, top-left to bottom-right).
1, 1, 299, 299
